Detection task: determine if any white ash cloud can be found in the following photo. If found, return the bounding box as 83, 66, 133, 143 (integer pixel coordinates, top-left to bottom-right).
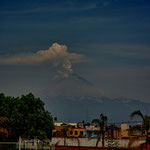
0, 43, 86, 77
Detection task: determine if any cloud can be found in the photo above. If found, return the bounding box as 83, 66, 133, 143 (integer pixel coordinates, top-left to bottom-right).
0, 1, 98, 16
0, 43, 86, 77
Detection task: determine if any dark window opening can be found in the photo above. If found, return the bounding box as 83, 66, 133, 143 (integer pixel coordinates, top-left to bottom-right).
70, 131, 73, 135
80, 131, 83, 135
75, 131, 78, 135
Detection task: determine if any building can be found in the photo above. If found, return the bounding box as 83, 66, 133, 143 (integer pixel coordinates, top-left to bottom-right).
68, 128, 85, 137
121, 124, 130, 138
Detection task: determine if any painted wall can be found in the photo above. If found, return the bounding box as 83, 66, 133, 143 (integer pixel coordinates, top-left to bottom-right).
51, 137, 145, 148
68, 128, 85, 137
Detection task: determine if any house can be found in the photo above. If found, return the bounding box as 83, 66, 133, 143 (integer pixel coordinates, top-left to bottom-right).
68, 128, 85, 137
121, 124, 130, 138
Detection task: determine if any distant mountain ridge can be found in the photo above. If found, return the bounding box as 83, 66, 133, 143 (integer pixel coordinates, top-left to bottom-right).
42, 95, 150, 123
38, 73, 150, 123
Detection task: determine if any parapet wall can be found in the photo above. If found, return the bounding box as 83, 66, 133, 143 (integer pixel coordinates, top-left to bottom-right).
51, 137, 145, 148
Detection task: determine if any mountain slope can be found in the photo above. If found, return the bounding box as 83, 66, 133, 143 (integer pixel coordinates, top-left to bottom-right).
39, 73, 107, 98
38, 73, 150, 123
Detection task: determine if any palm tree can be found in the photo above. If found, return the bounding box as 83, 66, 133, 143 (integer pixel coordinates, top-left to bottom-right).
92, 113, 108, 148
130, 110, 150, 146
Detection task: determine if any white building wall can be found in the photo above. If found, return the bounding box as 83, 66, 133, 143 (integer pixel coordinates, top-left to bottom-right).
51, 137, 145, 148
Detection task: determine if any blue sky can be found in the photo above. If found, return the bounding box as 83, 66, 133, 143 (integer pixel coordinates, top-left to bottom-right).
0, 0, 150, 103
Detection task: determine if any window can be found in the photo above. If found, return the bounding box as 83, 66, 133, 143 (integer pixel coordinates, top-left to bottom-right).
80, 131, 83, 135
75, 131, 78, 135
70, 131, 73, 135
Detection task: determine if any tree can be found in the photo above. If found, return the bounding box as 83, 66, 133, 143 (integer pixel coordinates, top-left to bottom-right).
0, 93, 54, 141
130, 110, 150, 145
0, 94, 11, 141
91, 113, 108, 148
0, 117, 9, 141
0, 117, 10, 128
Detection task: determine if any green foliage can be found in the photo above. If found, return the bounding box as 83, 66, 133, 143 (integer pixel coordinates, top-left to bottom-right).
0, 117, 10, 128
91, 113, 108, 147
143, 115, 150, 133
92, 113, 108, 133
0, 132, 8, 142
130, 110, 150, 134
130, 110, 144, 120
0, 93, 53, 141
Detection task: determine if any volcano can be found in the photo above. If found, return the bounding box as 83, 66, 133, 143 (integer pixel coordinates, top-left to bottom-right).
38, 73, 150, 123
